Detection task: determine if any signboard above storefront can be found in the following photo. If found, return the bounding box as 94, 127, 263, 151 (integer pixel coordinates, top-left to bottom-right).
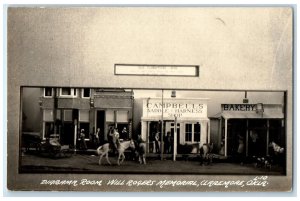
115, 64, 199, 77
222, 104, 257, 112
220, 104, 284, 119
143, 98, 208, 119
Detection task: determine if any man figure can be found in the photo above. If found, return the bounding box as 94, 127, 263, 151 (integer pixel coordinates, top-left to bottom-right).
154, 132, 160, 153
95, 128, 101, 146
109, 128, 120, 155
121, 127, 128, 140
164, 132, 172, 154
79, 129, 87, 150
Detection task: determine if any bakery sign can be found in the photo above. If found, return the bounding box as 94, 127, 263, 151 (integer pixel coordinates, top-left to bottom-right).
143, 99, 208, 118
222, 104, 257, 112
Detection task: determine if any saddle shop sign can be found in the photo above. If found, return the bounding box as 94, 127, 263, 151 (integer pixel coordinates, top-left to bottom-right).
143, 98, 208, 119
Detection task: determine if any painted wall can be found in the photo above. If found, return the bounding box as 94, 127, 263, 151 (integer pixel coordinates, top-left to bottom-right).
8, 8, 292, 90
21, 87, 42, 132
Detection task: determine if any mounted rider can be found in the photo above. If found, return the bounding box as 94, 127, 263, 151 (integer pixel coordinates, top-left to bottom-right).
109, 127, 120, 154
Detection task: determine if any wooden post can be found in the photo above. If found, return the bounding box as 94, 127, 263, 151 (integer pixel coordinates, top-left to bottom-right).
246, 120, 249, 157
161, 89, 164, 160
225, 118, 228, 157
74, 119, 78, 154
266, 120, 270, 155
173, 116, 177, 161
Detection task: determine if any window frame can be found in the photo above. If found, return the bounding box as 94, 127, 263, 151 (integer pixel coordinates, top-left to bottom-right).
44, 87, 53, 98
59, 87, 78, 98
82, 88, 91, 98
64, 109, 73, 122
185, 123, 193, 142
193, 123, 201, 142
79, 110, 90, 122
184, 123, 201, 143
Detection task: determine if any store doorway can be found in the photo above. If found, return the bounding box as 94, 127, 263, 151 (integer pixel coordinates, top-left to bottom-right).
165, 121, 180, 154
148, 121, 161, 153
248, 119, 267, 157
61, 122, 73, 145
96, 110, 105, 137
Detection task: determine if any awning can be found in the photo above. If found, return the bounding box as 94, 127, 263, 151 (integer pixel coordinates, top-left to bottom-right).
221, 112, 283, 119
210, 104, 284, 120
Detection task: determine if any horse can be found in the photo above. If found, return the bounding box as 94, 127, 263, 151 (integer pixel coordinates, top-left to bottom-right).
268, 141, 285, 167
269, 141, 284, 154
199, 143, 214, 165
137, 142, 147, 164
96, 140, 135, 166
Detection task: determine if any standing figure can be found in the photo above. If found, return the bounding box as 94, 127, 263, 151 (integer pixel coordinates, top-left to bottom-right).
121, 127, 128, 140
96, 128, 103, 145
79, 129, 87, 150
237, 135, 245, 165
164, 132, 172, 154
154, 132, 160, 153
94, 128, 100, 146
249, 131, 259, 157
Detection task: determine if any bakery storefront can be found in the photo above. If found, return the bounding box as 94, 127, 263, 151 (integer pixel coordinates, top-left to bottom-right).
213, 103, 285, 158
140, 98, 210, 156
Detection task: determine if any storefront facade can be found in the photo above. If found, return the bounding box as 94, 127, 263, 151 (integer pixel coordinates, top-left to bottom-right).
40, 87, 133, 147
210, 103, 285, 158
140, 98, 210, 155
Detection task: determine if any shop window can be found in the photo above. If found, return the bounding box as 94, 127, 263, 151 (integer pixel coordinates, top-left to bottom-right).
43, 110, 54, 121
44, 87, 53, 97
62, 88, 71, 95
185, 124, 192, 142
79, 110, 90, 122
194, 123, 201, 142
56, 109, 61, 120
82, 88, 91, 98
64, 110, 73, 121
106, 110, 114, 122
117, 110, 128, 122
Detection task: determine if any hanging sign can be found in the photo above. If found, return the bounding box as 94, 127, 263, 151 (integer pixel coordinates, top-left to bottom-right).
115, 64, 199, 77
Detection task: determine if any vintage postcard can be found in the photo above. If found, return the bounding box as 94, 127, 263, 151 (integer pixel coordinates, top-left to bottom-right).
6, 6, 293, 192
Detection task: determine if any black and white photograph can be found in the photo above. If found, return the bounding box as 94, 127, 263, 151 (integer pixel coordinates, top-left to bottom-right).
6, 5, 294, 193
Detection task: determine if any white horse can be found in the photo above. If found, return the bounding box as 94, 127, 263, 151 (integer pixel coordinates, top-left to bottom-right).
268, 141, 285, 167
137, 142, 147, 165
269, 141, 284, 154
96, 140, 135, 166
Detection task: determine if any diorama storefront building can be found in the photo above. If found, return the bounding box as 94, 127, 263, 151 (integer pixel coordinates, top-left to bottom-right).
210, 103, 285, 158
139, 98, 210, 155
40, 87, 134, 147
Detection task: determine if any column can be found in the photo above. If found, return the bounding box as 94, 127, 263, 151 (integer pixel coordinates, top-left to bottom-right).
246, 120, 249, 157
207, 121, 211, 144
146, 121, 150, 153
141, 120, 148, 142
266, 120, 270, 155
225, 118, 228, 157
